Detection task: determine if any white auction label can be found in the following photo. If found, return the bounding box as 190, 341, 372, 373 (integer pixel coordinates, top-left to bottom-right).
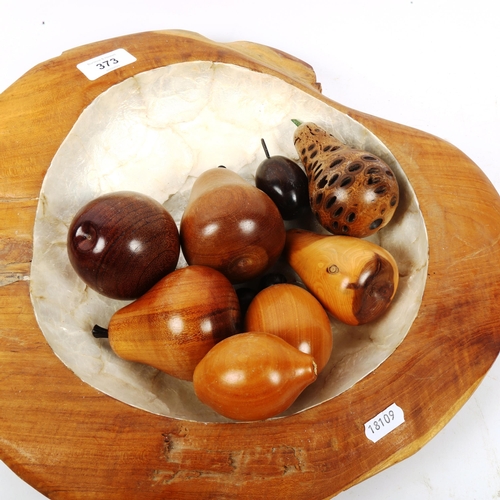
364, 403, 405, 443
76, 48, 137, 81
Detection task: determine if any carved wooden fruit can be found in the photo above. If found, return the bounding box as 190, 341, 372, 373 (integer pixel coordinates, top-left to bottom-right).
255, 138, 310, 220
284, 228, 399, 325
293, 121, 399, 237
193, 331, 317, 421
244, 283, 333, 373
180, 167, 286, 283
67, 191, 180, 300
95, 265, 241, 381
3, 30, 500, 500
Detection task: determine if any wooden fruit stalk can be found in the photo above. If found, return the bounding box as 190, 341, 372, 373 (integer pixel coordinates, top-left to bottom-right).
1, 30, 500, 500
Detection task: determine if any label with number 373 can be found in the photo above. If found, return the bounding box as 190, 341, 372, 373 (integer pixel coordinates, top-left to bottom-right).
77, 48, 137, 81
364, 403, 405, 443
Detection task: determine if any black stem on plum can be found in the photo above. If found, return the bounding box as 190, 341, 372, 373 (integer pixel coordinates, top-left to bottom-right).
260, 138, 271, 159
92, 324, 109, 339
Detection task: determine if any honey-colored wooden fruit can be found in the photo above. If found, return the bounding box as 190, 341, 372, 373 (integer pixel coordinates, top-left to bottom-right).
293, 121, 399, 237
284, 228, 399, 325
244, 283, 333, 373
193, 332, 317, 421
2, 31, 500, 500
180, 167, 286, 283
100, 265, 240, 380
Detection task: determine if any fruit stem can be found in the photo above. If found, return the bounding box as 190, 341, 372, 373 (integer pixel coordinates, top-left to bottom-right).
92, 324, 109, 339
260, 138, 271, 159
291, 119, 302, 127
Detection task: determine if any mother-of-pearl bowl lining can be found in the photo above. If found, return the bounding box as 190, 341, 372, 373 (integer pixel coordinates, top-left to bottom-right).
30, 61, 428, 423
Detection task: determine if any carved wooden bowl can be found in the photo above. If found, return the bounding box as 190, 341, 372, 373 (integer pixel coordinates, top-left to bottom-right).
1, 30, 499, 499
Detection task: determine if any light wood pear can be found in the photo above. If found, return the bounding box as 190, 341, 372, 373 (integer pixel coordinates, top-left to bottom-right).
244, 283, 333, 373
193, 332, 317, 421
284, 229, 399, 325
93, 265, 241, 380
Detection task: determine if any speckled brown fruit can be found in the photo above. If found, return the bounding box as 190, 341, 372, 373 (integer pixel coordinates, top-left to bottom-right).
293, 121, 399, 237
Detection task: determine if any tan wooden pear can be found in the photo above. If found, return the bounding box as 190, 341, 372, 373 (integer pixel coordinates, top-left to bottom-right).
293, 121, 399, 238
244, 283, 333, 373
93, 265, 241, 381
193, 332, 317, 421
284, 228, 399, 325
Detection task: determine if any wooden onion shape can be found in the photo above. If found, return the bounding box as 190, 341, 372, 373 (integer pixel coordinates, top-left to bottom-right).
293, 121, 399, 238
284, 229, 399, 325
180, 167, 286, 283
193, 332, 317, 421
244, 283, 333, 373
100, 265, 240, 380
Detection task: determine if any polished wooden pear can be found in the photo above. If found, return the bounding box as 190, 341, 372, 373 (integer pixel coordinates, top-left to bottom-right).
94, 265, 241, 380
244, 283, 333, 373
293, 121, 399, 238
284, 229, 399, 325
180, 167, 286, 283
193, 332, 317, 421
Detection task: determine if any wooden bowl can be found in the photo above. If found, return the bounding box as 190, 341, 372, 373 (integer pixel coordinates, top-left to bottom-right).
1, 30, 499, 499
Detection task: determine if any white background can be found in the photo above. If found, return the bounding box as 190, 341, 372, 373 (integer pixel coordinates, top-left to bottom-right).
1, 0, 499, 498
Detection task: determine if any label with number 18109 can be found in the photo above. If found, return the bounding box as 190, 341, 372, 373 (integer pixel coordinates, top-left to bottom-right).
364, 403, 405, 443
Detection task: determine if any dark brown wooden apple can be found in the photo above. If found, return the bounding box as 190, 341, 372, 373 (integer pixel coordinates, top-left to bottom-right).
67, 191, 180, 300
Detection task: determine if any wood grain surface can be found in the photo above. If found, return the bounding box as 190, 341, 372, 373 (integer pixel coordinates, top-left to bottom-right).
1, 30, 499, 500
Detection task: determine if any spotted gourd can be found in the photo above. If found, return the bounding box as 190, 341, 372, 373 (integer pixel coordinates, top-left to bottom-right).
292, 121, 399, 238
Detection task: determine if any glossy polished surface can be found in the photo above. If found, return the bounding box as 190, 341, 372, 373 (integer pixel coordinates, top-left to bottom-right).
67, 191, 180, 300
108, 265, 240, 381
193, 332, 317, 421
255, 140, 309, 220
244, 283, 333, 373
180, 167, 286, 283
294, 122, 399, 238
285, 229, 399, 325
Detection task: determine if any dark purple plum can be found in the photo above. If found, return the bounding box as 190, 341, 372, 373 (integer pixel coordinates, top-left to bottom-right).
255, 139, 310, 220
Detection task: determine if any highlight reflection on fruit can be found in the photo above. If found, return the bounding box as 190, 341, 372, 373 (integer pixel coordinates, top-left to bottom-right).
180, 167, 286, 284
255, 138, 310, 220
67, 191, 180, 300
293, 121, 399, 238
285, 228, 399, 325
244, 283, 333, 373
92, 265, 241, 381
193, 332, 317, 421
